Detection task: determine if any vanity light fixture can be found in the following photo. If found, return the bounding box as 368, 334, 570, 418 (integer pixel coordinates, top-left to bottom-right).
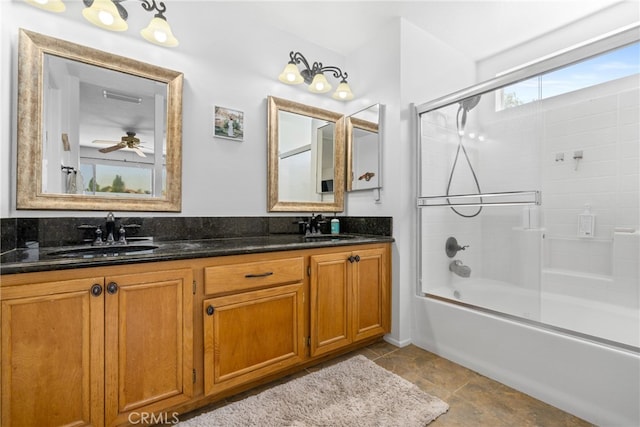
23, 0, 179, 47
278, 51, 354, 101
83, 0, 179, 47
23, 0, 65, 12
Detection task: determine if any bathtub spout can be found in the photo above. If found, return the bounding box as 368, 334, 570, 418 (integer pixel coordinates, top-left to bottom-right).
449, 260, 471, 278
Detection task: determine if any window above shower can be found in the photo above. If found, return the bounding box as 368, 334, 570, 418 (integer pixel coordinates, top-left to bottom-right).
497, 41, 639, 110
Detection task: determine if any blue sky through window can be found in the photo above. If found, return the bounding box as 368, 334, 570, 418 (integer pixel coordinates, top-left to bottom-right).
501, 41, 639, 107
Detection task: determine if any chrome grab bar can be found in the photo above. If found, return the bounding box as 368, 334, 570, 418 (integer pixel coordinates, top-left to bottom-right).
417, 190, 541, 208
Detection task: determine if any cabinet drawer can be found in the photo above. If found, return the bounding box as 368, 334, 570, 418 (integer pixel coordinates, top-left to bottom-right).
204, 257, 304, 295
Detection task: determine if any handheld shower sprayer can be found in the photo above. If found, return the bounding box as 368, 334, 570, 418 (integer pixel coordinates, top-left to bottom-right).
458, 95, 481, 131
447, 94, 484, 218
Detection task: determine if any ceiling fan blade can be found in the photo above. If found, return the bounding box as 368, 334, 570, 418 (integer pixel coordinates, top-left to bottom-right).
132, 147, 147, 158
99, 143, 125, 153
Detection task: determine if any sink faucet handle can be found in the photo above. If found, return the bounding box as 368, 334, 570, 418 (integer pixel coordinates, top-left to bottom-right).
117, 225, 127, 245
93, 226, 104, 246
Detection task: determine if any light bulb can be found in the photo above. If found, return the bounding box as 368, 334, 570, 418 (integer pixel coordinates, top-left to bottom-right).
154, 31, 168, 43
98, 10, 114, 26
332, 82, 354, 101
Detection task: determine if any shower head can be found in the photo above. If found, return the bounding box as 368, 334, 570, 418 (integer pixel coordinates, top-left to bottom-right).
460, 95, 481, 112
458, 95, 481, 131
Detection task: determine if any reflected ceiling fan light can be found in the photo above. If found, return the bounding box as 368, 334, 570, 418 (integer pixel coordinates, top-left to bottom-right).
278, 62, 304, 84
332, 81, 354, 101
308, 73, 332, 94
140, 15, 179, 47
82, 0, 128, 31
23, 0, 65, 12
103, 90, 142, 104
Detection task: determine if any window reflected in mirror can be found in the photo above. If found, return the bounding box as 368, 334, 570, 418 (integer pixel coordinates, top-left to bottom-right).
267, 96, 344, 212
16, 29, 183, 211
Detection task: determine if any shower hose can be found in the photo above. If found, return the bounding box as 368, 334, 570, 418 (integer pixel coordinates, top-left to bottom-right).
446, 104, 483, 218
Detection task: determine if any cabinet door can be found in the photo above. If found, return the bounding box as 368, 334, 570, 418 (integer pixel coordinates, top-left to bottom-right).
309, 252, 352, 357
104, 268, 193, 426
203, 283, 305, 396
352, 247, 389, 342
1, 277, 104, 427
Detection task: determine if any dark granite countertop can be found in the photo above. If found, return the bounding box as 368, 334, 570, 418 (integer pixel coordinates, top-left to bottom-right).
0, 234, 394, 275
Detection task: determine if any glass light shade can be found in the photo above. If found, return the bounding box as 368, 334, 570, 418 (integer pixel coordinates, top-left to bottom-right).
82, 0, 127, 31
308, 73, 332, 93
141, 17, 179, 47
278, 63, 304, 84
332, 82, 354, 101
23, 0, 65, 12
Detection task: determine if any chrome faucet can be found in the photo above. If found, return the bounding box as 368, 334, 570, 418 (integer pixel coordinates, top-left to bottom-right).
449, 260, 471, 278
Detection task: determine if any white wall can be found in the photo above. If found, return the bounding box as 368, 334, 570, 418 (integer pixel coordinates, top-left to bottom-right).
0, 1, 350, 218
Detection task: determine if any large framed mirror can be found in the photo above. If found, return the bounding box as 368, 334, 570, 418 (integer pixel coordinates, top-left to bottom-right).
346, 104, 383, 191
267, 96, 345, 212
16, 29, 183, 211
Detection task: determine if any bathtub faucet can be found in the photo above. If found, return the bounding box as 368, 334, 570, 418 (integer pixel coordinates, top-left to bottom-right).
449, 260, 471, 278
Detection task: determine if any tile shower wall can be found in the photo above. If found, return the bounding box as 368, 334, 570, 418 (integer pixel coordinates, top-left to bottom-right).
419, 75, 639, 310
540, 76, 639, 307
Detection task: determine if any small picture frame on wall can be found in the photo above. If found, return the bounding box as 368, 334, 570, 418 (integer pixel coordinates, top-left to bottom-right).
214, 106, 244, 141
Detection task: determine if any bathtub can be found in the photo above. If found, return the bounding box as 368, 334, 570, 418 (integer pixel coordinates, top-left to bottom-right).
429, 277, 639, 348
413, 280, 640, 426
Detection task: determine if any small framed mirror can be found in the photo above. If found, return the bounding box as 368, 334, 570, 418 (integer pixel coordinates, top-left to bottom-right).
346, 104, 383, 191
16, 29, 183, 211
267, 96, 345, 212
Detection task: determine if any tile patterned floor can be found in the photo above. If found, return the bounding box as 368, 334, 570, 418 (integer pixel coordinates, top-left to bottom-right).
181, 341, 594, 426
359, 342, 594, 427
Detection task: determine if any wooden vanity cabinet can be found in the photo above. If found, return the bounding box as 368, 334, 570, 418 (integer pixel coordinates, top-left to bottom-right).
1, 276, 104, 427
1, 242, 390, 425
1, 265, 194, 427
104, 268, 194, 426
202, 256, 306, 396
309, 246, 390, 357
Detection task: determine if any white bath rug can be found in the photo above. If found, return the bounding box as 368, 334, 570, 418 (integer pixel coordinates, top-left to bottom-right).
179, 354, 449, 426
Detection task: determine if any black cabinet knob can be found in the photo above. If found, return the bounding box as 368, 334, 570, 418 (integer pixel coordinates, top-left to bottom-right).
206, 305, 214, 316
90, 284, 103, 297
106, 282, 118, 294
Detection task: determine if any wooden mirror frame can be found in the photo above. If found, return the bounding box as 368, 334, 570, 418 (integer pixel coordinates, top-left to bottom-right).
267, 96, 345, 212
16, 29, 183, 211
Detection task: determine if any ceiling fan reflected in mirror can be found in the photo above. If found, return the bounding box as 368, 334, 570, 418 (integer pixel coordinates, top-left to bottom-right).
94, 131, 148, 157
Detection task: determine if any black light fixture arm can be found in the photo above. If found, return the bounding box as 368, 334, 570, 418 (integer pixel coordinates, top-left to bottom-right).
82, 0, 168, 21
288, 51, 349, 83
141, 0, 168, 19
317, 65, 349, 83
82, 0, 128, 19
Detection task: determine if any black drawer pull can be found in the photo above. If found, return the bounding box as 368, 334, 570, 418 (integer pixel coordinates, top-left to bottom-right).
245, 272, 274, 278
206, 305, 214, 316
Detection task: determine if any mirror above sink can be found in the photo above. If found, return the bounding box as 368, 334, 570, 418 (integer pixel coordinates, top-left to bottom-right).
16, 29, 184, 212
267, 96, 345, 212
